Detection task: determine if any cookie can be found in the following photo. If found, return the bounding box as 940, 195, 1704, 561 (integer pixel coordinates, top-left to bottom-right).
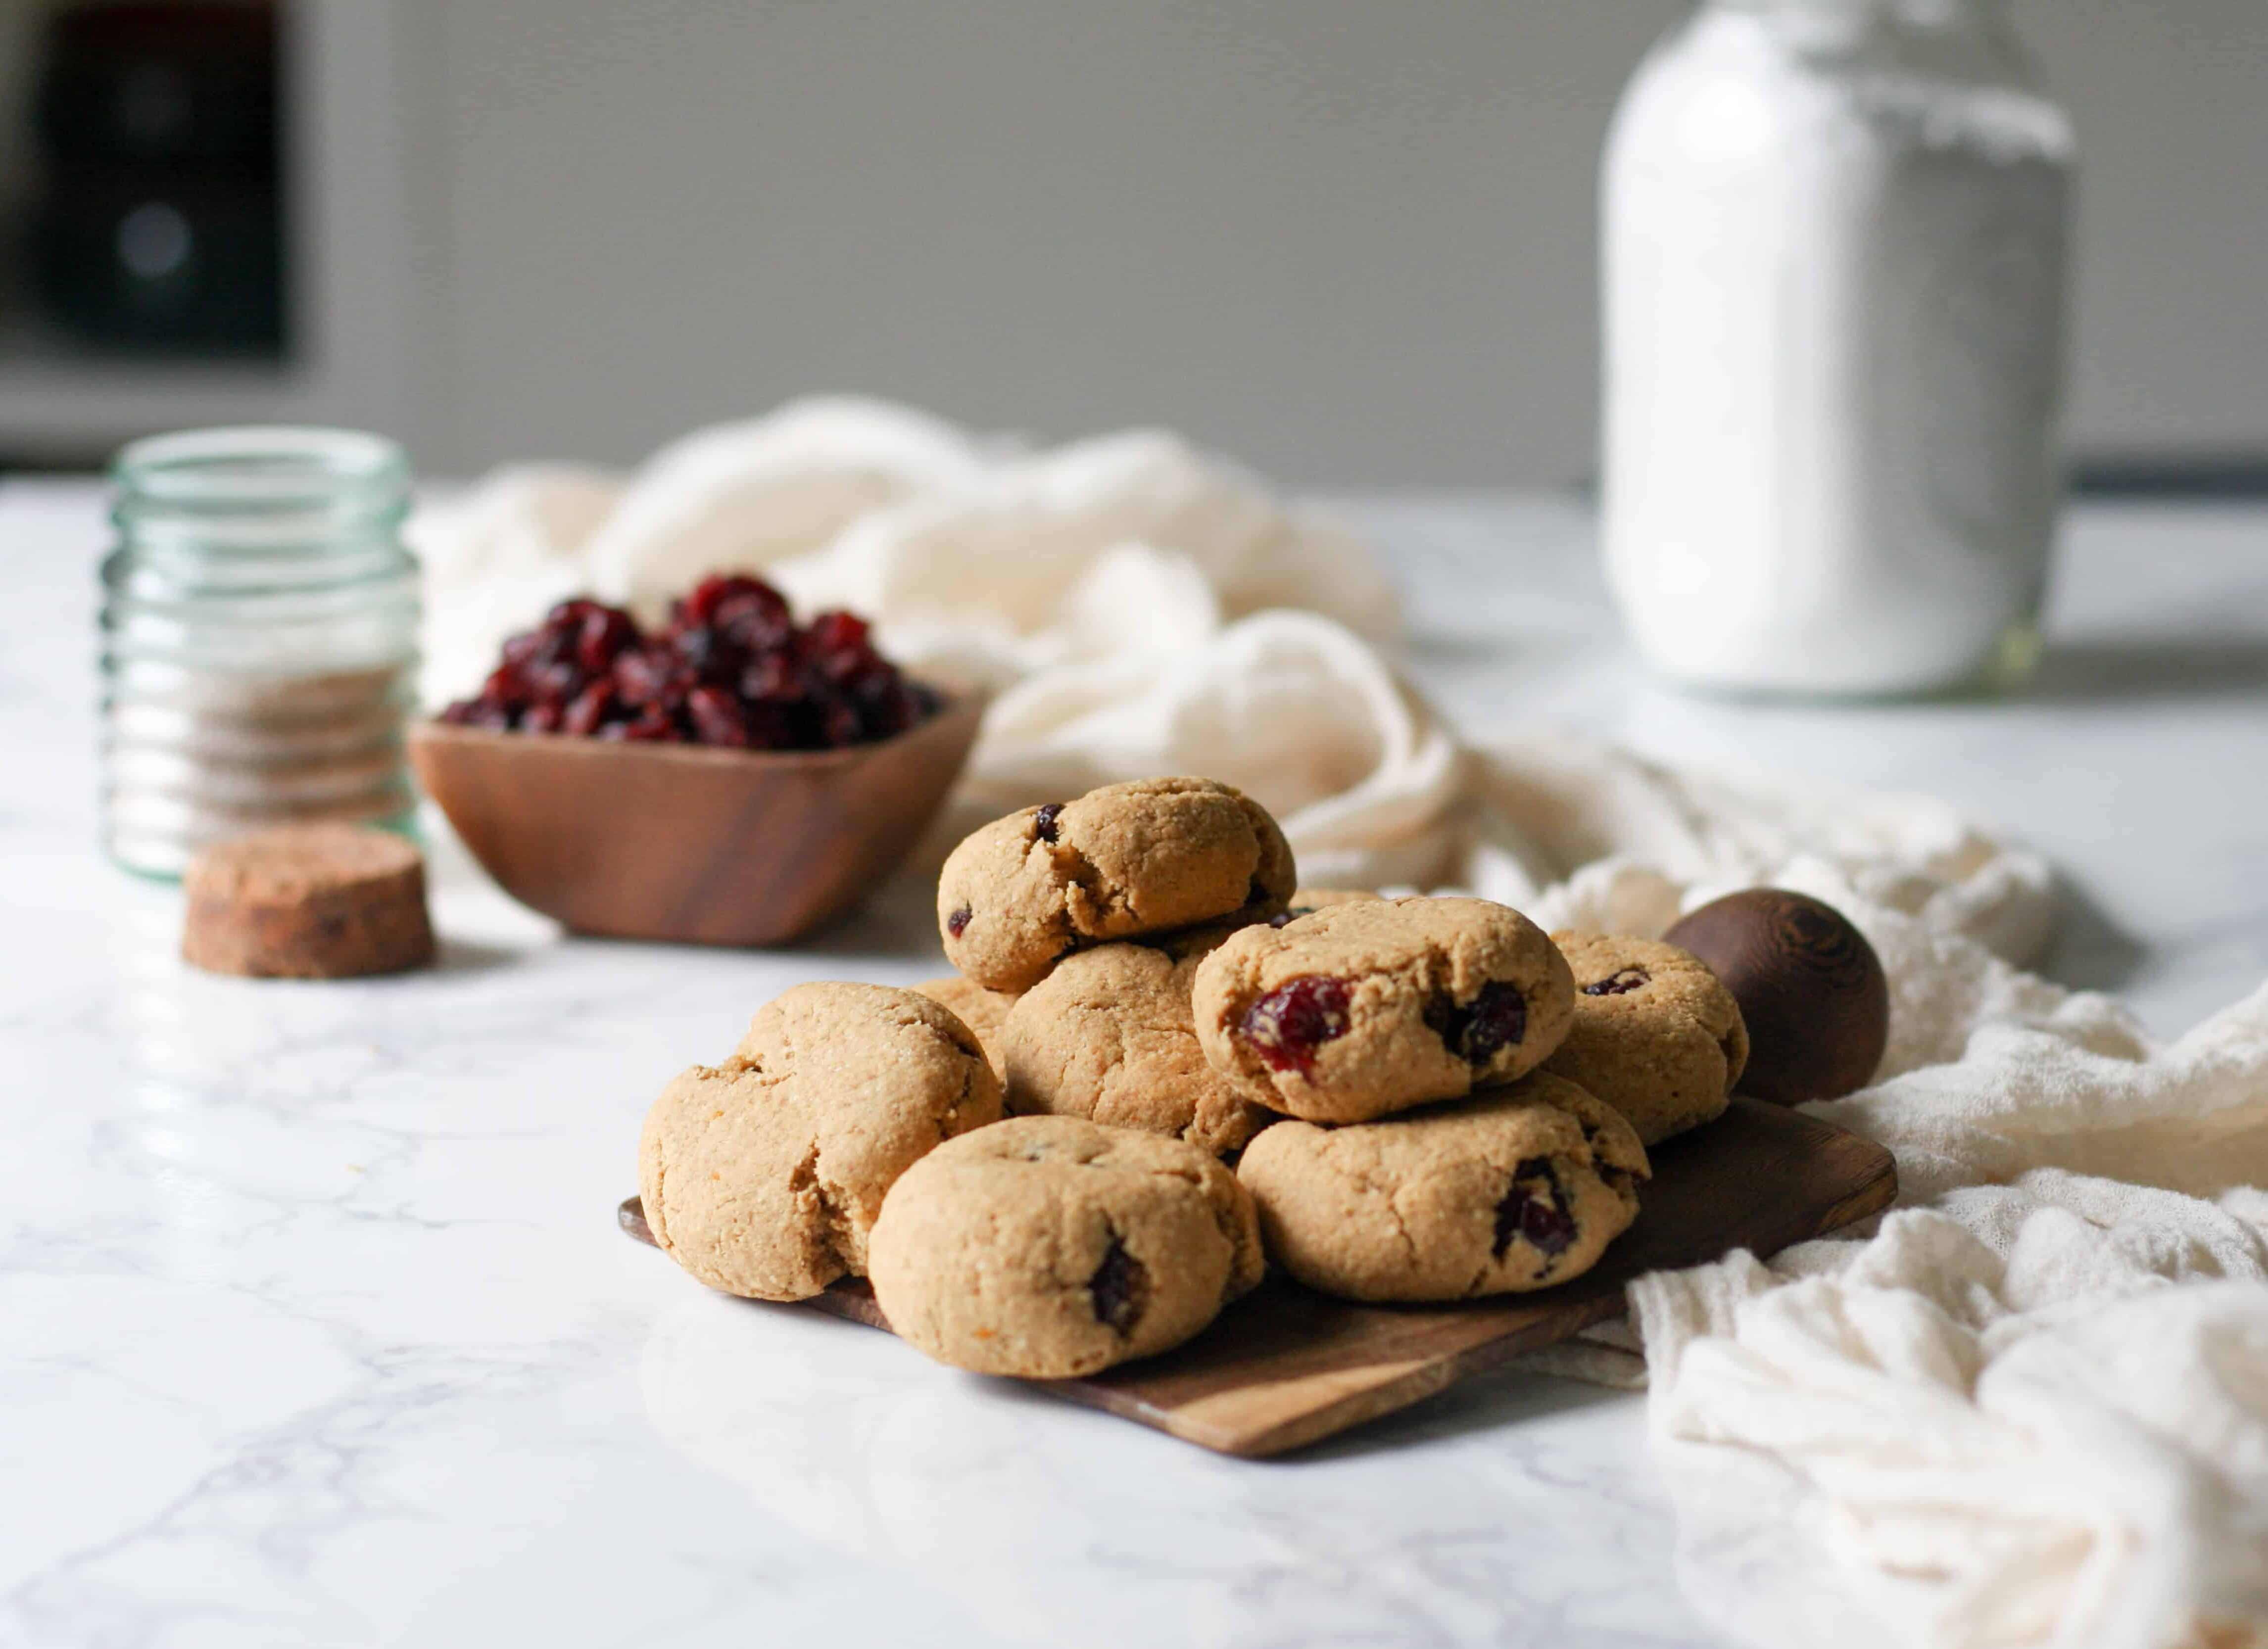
1544, 933, 1750, 1144
181, 824, 434, 979
999, 931, 1273, 1157
867, 1115, 1265, 1378
1191, 895, 1576, 1122
913, 974, 1018, 1079
637, 982, 1003, 1301
936, 777, 1296, 992
1235, 1074, 1648, 1302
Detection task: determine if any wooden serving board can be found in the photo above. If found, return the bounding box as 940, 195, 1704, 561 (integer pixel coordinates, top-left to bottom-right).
620, 1097, 1894, 1458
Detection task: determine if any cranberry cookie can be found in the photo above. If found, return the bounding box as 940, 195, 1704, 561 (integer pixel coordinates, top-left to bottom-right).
913, 974, 1018, 1080
936, 777, 1296, 993
1542, 933, 1749, 1144
1192, 895, 1575, 1123
637, 983, 1003, 1301
867, 1115, 1264, 1378
998, 927, 1272, 1157
1235, 1074, 1647, 1302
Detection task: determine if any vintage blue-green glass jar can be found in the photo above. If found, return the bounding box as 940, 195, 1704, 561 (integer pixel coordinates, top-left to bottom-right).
100, 426, 421, 877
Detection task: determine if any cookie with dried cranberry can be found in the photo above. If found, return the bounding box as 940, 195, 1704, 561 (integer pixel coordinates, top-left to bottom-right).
867, 1116, 1264, 1378
999, 929, 1272, 1157
1191, 895, 1575, 1123
1541, 933, 1749, 1145
913, 974, 1018, 1080
936, 778, 1296, 993
636, 982, 1003, 1302
1235, 1074, 1647, 1302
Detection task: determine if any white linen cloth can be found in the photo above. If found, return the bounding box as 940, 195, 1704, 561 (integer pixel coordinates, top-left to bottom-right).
414, 400, 2268, 1649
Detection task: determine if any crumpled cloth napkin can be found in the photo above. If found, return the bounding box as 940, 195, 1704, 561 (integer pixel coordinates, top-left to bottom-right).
414, 399, 2268, 1649
411, 395, 1397, 710
1620, 886, 2268, 1649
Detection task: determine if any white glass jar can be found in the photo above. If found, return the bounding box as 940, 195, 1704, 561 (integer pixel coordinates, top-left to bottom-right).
100, 427, 421, 877
1600, 0, 2073, 697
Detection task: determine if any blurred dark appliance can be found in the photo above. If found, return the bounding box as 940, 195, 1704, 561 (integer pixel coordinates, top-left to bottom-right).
29, 0, 284, 355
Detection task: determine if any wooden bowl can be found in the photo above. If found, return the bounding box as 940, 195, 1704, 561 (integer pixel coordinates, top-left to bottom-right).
407, 695, 983, 945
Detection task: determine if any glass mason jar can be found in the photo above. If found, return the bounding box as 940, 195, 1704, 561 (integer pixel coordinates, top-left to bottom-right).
1600, 0, 2074, 698
100, 426, 421, 878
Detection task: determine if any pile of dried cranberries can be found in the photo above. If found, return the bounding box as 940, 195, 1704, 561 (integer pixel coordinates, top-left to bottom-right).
438, 574, 937, 749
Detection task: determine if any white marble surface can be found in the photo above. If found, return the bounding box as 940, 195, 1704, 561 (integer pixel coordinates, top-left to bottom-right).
4, 478, 2266, 1649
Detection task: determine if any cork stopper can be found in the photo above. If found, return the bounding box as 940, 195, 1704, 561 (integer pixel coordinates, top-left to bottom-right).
182, 824, 436, 979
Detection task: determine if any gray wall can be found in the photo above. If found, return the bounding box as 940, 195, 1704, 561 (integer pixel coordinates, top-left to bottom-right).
410, 0, 2268, 485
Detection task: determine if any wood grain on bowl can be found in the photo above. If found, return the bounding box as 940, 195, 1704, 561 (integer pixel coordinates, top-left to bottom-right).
620, 1096, 1896, 1456
410, 693, 982, 946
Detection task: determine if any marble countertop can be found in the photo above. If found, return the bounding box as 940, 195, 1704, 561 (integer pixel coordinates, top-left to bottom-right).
6, 478, 2265, 1649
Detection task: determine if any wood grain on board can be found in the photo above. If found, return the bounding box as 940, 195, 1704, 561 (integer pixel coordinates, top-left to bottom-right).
619, 1096, 1895, 1458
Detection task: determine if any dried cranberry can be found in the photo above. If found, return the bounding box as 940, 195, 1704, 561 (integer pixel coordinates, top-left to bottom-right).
738, 649, 799, 703
1033, 803, 1064, 843
715, 590, 792, 650
575, 606, 637, 674
802, 609, 871, 665
612, 645, 677, 707
1087, 1235, 1148, 1335
477, 663, 525, 709
672, 624, 730, 680
679, 574, 789, 635
1267, 906, 1315, 929
1582, 968, 1650, 996
854, 679, 921, 741
619, 705, 678, 742
1494, 1157, 1577, 1260
946, 905, 972, 938
563, 681, 616, 736
1239, 975, 1352, 1076
1425, 982, 1528, 1064
439, 696, 511, 730
684, 686, 751, 746
451, 576, 931, 752
814, 693, 864, 748
527, 660, 581, 706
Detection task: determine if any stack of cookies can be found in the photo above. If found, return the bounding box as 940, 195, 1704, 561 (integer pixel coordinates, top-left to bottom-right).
637, 775, 1751, 1381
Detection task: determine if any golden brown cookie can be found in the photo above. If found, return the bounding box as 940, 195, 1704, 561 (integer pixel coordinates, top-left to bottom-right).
999, 932, 1273, 1156
913, 975, 1018, 1079
181, 824, 434, 979
936, 777, 1296, 992
637, 982, 1003, 1302
867, 1115, 1264, 1378
1543, 933, 1749, 1144
1235, 1074, 1647, 1302
1192, 895, 1576, 1123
